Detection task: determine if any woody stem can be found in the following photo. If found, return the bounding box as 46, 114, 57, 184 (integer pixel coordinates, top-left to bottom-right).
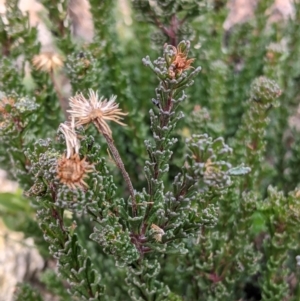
49, 69, 68, 119
93, 121, 137, 216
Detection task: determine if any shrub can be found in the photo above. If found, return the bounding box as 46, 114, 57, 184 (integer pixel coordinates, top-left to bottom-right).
1, 1, 300, 300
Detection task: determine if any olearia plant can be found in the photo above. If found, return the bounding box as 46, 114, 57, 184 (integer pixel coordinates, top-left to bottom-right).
0, 37, 252, 300
1, 1, 300, 301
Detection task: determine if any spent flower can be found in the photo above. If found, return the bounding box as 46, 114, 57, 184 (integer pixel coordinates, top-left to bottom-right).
68, 89, 127, 137
151, 224, 165, 242
56, 120, 93, 189
58, 120, 80, 158
167, 42, 195, 78
32, 52, 64, 72
0, 96, 15, 129
56, 153, 94, 190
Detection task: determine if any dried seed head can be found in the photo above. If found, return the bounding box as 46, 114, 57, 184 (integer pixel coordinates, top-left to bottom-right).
58, 120, 80, 158
204, 159, 216, 176
68, 89, 127, 137
0, 96, 14, 115
0, 96, 15, 129
151, 224, 165, 242
32, 52, 63, 72
56, 153, 94, 190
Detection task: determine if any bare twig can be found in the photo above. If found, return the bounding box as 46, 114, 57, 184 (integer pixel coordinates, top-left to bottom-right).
93, 120, 137, 216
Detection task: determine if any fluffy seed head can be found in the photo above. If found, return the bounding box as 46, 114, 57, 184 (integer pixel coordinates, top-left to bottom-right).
0, 96, 14, 113
58, 120, 80, 158
56, 153, 94, 190
151, 224, 165, 242
68, 89, 127, 137
0, 96, 15, 129
32, 52, 63, 72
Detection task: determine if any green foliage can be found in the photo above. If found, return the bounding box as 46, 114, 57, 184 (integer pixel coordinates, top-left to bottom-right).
232, 76, 281, 191
14, 283, 43, 301
39, 269, 72, 301
0, 0, 39, 59
1, 1, 300, 300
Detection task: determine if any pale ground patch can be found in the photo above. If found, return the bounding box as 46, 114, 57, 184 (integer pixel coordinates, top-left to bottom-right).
0, 170, 45, 301
224, 0, 296, 31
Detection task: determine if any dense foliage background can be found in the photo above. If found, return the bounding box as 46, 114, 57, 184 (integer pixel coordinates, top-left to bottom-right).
1, 0, 300, 300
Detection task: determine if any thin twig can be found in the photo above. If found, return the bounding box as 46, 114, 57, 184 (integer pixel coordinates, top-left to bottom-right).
179, 14, 188, 26
93, 120, 137, 216
49, 69, 69, 119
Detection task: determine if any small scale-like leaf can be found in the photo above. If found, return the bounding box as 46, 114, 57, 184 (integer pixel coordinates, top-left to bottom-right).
228, 165, 251, 176
251, 212, 267, 235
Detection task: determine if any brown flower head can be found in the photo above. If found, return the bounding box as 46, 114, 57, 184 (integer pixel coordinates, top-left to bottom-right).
32, 52, 63, 72
68, 89, 127, 137
59, 120, 80, 159
0, 96, 14, 115
57, 120, 93, 189
168, 43, 195, 78
56, 153, 94, 190
0, 96, 15, 129
151, 224, 165, 242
